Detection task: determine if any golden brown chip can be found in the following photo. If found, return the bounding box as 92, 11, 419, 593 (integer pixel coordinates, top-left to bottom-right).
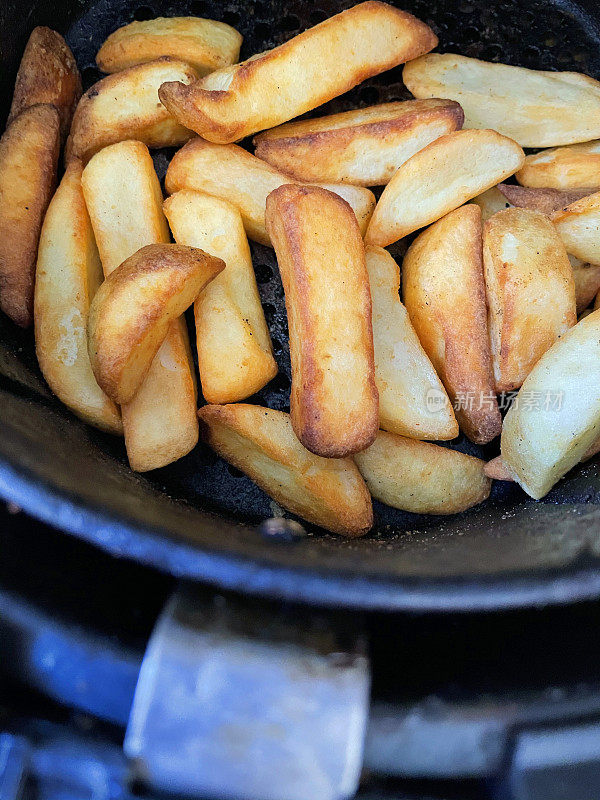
164, 190, 277, 403
199, 403, 373, 537
552, 191, 600, 266
365, 130, 525, 246
516, 140, 600, 190
35, 159, 122, 434
0, 104, 60, 328
88, 243, 224, 404
569, 255, 600, 314
96, 16, 242, 75
8, 26, 81, 142
82, 140, 199, 471
366, 245, 458, 440
266, 184, 378, 458
483, 207, 576, 393
403, 204, 501, 444
159, 1, 437, 143
164, 137, 375, 244
67, 57, 197, 162
253, 99, 463, 186
354, 430, 491, 514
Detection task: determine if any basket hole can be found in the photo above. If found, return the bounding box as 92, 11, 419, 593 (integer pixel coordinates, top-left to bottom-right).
309, 8, 327, 24
270, 372, 290, 392
189, 0, 207, 14
271, 337, 283, 355
262, 302, 277, 319
255, 263, 273, 284
227, 463, 245, 478
279, 14, 300, 32
133, 5, 154, 21
81, 66, 101, 89
359, 85, 379, 105
222, 10, 241, 26
253, 21, 271, 42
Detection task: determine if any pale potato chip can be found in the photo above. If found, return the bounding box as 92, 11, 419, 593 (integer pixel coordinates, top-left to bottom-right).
404, 53, 600, 147
354, 430, 490, 514
365, 129, 524, 246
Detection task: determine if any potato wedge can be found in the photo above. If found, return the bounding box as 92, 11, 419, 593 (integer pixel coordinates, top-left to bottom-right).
501, 308, 600, 498
552, 191, 600, 266
253, 99, 463, 186
159, 2, 437, 144
403, 205, 501, 444
96, 16, 242, 75
487, 429, 600, 482
569, 255, 600, 313
483, 456, 513, 481
82, 140, 199, 471
0, 104, 60, 328
67, 58, 197, 163
403, 53, 600, 147
198, 404, 373, 537
354, 431, 490, 514
266, 185, 378, 458
483, 208, 576, 393
516, 140, 600, 191
165, 138, 375, 245
366, 245, 457, 440
88, 243, 223, 404
471, 186, 512, 221
35, 159, 121, 434
8, 27, 81, 143
163, 190, 277, 403
497, 184, 591, 217
365, 130, 524, 246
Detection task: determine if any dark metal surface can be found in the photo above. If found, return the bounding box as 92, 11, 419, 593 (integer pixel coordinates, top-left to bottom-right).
2, 0, 600, 609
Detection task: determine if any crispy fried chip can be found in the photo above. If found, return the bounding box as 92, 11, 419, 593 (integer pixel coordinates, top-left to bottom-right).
403, 205, 501, 444
403, 53, 600, 147
165, 138, 375, 244
164, 190, 277, 403
552, 191, 600, 266
35, 159, 122, 434
199, 403, 373, 537
96, 16, 242, 75
483, 208, 576, 393
82, 140, 199, 471
366, 245, 458, 440
365, 130, 524, 246
8, 26, 81, 142
354, 430, 490, 514
0, 104, 60, 327
67, 58, 197, 162
516, 140, 600, 191
159, 1, 437, 143
266, 185, 378, 458
253, 99, 463, 186
88, 243, 223, 404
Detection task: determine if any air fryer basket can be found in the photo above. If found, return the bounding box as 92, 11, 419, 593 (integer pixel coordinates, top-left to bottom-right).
2, 0, 600, 611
